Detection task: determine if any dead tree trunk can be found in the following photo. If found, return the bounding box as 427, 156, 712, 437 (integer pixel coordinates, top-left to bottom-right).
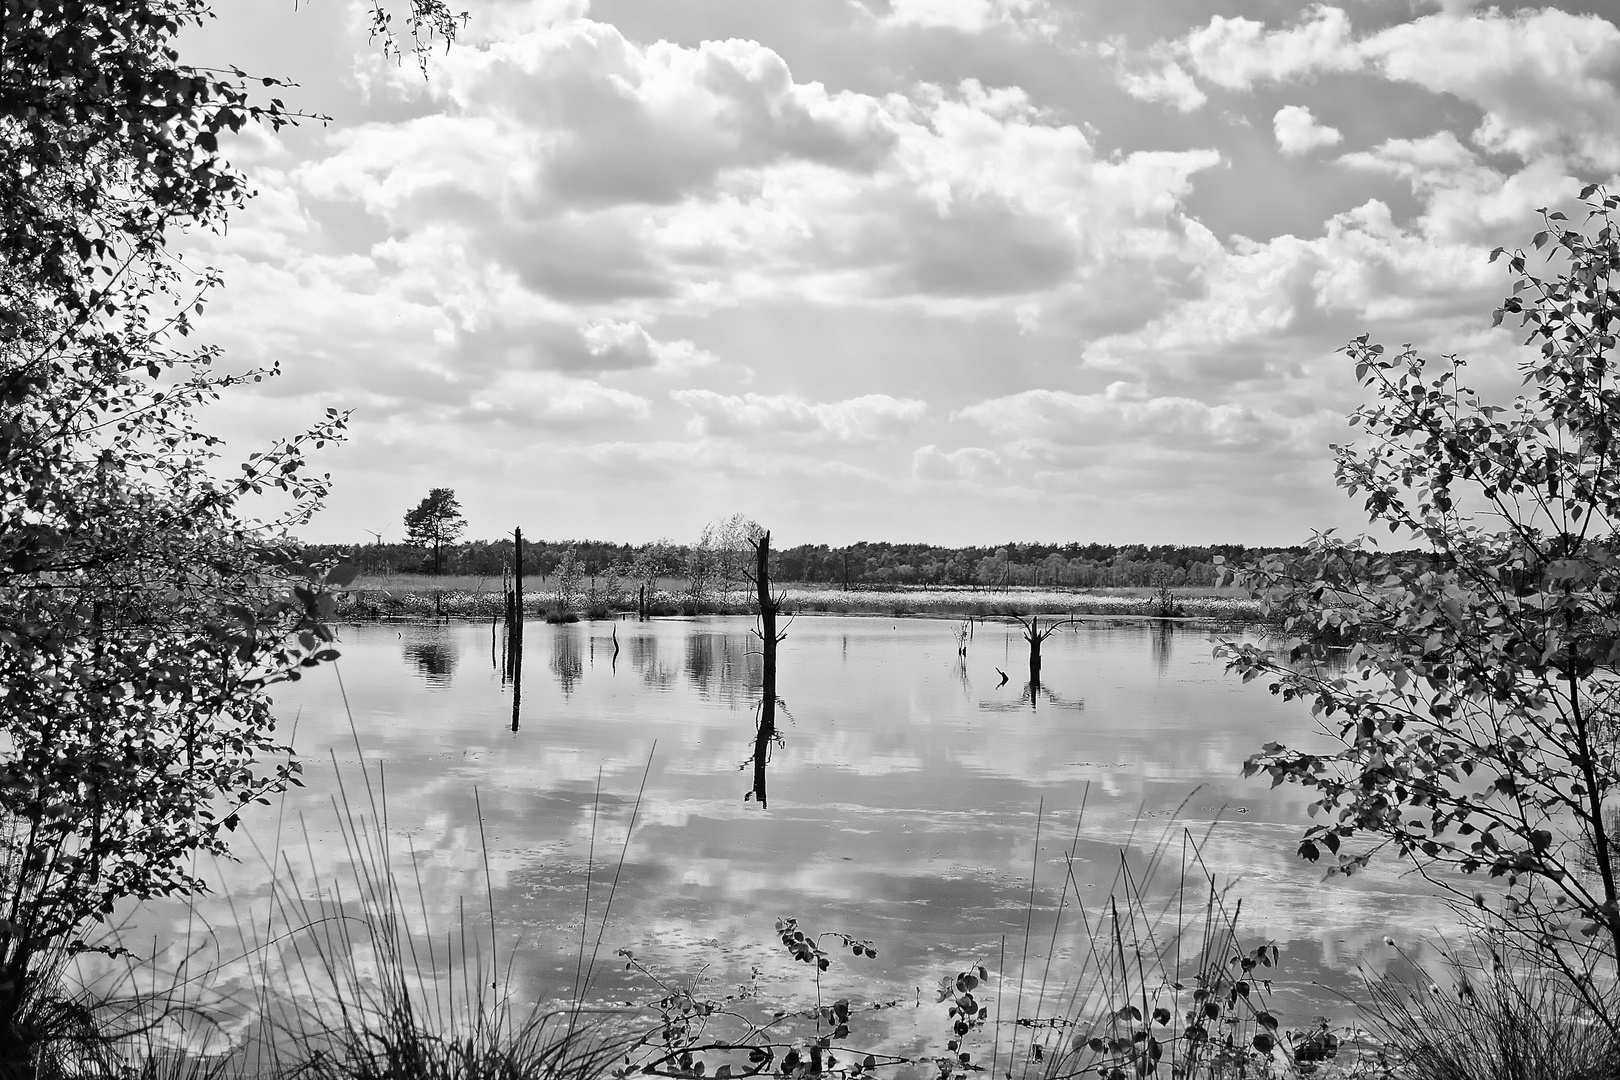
509, 527, 525, 730
1014, 614, 1078, 694
1028, 616, 1042, 689
752, 531, 779, 807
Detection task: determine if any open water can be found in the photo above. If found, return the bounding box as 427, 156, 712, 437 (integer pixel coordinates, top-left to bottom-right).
126, 615, 1458, 1064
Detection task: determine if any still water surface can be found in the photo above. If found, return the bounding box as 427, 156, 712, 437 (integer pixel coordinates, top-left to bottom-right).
172, 616, 1456, 1055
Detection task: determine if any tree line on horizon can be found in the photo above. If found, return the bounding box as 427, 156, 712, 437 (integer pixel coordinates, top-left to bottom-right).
354, 486, 1297, 590
295, 533, 1303, 589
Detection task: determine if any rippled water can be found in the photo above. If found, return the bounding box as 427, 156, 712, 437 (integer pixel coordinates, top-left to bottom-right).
127, 615, 1458, 1060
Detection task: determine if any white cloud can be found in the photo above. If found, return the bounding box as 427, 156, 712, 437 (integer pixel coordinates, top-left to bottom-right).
579, 320, 719, 375
1134, 6, 1620, 169
467, 373, 651, 427
957, 388, 1319, 452
1182, 6, 1357, 90
880, 0, 1050, 34
1273, 105, 1341, 156
294, 26, 1228, 328
672, 391, 927, 442
912, 445, 1005, 481
1117, 59, 1207, 112
1365, 9, 1620, 169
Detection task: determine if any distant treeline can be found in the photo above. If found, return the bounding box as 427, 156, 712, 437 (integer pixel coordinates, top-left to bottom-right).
297, 539, 1306, 589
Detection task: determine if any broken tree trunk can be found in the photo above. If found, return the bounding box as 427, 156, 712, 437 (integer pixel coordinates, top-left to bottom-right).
508, 527, 525, 729
752, 531, 779, 807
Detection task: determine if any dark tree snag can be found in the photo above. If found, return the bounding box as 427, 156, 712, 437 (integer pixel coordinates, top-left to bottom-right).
1010, 615, 1078, 692
749, 530, 785, 807
509, 527, 525, 729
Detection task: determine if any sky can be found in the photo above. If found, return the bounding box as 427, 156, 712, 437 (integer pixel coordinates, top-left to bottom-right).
179, 0, 1620, 547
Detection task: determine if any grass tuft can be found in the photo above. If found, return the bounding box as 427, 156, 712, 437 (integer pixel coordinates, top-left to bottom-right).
1359, 934, 1620, 1080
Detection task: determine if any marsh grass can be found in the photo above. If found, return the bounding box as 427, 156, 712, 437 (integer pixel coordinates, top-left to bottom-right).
1357, 933, 1620, 1080
66, 790, 1340, 1080
956, 801, 1302, 1080
31, 713, 641, 1080
229, 723, 637, 1080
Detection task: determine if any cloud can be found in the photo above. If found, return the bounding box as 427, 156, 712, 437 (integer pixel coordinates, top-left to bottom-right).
1366, 8, 1620, 169
452, 26, 898, 206
912, 445, 1005, 481
1130, 6, 1620, 169
1116, 59, 1207, 112
1182, 6, 1358, 90
957, 388, 1321, 453
1337, 136, 1578, 247
297, 25, 1227, 322
1273, 105, 1341, 156
466, 373, 651, 427
579, 320, 720, 375
672, 391, 926, 441
577, 438, 887, 486
879, 0, 1051, 34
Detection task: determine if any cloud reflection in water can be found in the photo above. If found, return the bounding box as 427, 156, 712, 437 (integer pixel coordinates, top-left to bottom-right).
123, 616, 1458, 1060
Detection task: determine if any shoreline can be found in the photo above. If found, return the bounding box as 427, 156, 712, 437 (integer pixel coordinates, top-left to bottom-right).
332, 582, 1264, 624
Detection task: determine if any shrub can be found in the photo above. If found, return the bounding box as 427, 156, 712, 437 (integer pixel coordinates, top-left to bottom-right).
1221, 189, 1620, 995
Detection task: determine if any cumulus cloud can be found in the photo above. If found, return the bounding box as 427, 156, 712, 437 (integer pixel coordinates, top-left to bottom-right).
1117, 59, 1207, 112
672, 391, 927, 442
880, 0, 1051, 34
1181, 6, 1358, 89
1367, 9, 1620, 168
957, 388, 1320, 452
467, 372, 652, 427
1128, 6, 1620, 169
579, 320, 719, 375
1077, 190, 1517, 391
299, 26, 1224, 322
1273, 105, 1341, 156
912, 444, 1006, 481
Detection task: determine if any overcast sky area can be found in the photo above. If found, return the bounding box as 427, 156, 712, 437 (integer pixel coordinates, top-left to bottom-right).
180, 0, 1620, 547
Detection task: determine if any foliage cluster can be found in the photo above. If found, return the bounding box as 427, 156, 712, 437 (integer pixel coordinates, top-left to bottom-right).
403, 488, 467, 574
0, 0, 461, 1069
1220, 188, 1620, 1025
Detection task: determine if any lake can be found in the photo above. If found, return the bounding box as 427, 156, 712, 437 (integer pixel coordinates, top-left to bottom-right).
128, 614, 1456, 1065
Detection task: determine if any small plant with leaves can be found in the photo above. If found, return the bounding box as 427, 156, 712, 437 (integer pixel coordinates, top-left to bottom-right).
1048, 940, 1283, 1080
614, 917, 898, 1079
933, 965, 991, 1079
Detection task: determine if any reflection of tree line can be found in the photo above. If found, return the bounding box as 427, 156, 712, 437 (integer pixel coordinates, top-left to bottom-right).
408, 622, 765, 702
404, 634, 459, 686
545, 628, 760, 698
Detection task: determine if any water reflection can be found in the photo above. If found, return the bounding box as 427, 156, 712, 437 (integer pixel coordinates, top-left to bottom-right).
403, 631, 459, 687
550, 629, 583, 696
684, 630, 753, 701
745, 700, 781, 808
629, 633, 676, 690
1151, 619, 1174, 675
237, 615, 1459, 1046
978, 683, 1086, 712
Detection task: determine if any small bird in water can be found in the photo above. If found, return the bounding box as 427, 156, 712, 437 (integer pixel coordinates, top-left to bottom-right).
995, 668, 1009, 687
